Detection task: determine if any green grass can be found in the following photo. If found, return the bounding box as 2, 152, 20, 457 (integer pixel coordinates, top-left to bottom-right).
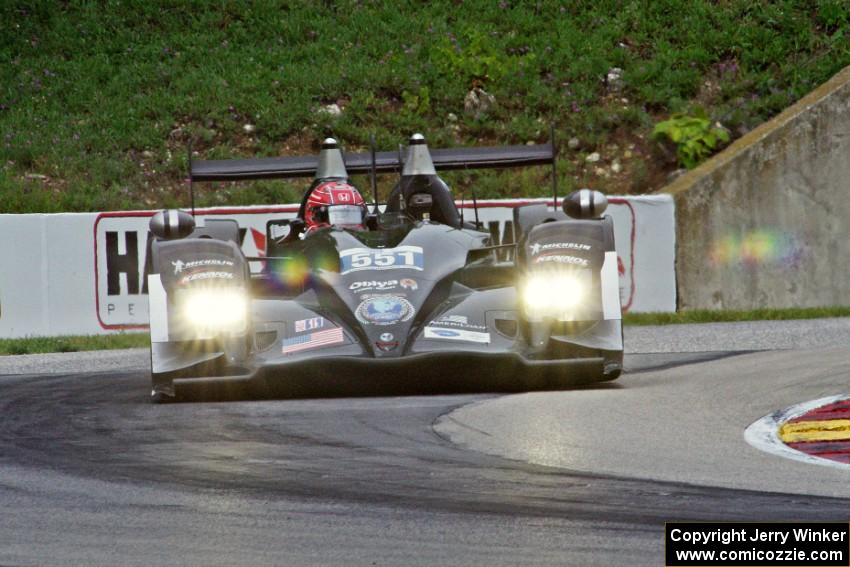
1, 306, 849, 354
2, 1, 849, 212
0, 333, 149, 355
623, 306, 850, 326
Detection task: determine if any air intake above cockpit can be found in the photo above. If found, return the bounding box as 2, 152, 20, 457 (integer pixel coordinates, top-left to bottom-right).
315, 137, 348, 180
402, 133, 437, 176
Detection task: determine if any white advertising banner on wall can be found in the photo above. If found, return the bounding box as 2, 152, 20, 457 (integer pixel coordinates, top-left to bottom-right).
0, 196, 675, 338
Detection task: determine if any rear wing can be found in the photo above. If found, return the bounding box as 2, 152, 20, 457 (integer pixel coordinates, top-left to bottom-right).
190, 142, 555, 182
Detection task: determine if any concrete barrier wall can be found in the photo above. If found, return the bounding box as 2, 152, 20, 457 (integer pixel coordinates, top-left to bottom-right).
0, 196, 675, 338
664, 65, 850, 310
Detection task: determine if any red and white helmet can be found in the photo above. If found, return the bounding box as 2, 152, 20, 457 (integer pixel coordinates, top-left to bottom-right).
304, 180, 366, 232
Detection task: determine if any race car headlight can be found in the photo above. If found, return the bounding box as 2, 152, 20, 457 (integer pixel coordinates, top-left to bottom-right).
179, 288, 247, 334
522, 272, 588, 319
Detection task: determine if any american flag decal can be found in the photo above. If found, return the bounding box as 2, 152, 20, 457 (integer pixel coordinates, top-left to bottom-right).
282, 327, 344, 355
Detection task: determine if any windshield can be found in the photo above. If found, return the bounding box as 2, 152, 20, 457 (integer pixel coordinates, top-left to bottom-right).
327, 205, 364, 226
340, 215, 414, 249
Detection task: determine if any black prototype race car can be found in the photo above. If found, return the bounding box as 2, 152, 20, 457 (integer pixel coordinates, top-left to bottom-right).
146, 134, 623, 402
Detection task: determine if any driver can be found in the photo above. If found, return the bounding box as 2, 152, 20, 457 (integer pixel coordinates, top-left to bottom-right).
304, 180, 367, 233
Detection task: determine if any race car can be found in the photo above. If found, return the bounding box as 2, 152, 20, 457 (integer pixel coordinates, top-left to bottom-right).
146, 134, 623, 402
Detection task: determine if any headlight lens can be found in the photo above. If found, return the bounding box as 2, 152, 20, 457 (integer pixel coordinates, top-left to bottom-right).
522, 272, 588, 319
179, 288, 247, 334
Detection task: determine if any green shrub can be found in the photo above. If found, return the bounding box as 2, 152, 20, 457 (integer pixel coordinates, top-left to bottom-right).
432, 28, 519, 88
652, 111, 730, 169
401, 87, 431, 117
816, 0, 849, 30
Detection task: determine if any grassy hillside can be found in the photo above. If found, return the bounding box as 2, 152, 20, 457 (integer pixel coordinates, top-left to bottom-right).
1, 0, 849, 213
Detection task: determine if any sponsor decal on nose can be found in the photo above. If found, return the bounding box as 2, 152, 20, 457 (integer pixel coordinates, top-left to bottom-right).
355, 296, 415, 326
424, 326, 490, 344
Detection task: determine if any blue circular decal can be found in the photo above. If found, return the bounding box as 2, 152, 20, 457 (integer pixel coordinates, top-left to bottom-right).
355, 296, 414, 326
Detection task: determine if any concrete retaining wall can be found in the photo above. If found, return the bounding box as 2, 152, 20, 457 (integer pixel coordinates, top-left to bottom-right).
664, 65, 850, 310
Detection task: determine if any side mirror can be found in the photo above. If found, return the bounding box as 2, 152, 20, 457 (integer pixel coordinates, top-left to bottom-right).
562, 189, 608, 219
267, 218, 304, 243
267, 219, 292, 241
149, 209, 195, 240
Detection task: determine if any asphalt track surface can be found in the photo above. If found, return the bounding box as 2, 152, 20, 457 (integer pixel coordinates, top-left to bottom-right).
2, 319, 850, 566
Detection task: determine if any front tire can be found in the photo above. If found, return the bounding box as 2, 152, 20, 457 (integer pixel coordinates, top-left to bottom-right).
600, 350, 624, 382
